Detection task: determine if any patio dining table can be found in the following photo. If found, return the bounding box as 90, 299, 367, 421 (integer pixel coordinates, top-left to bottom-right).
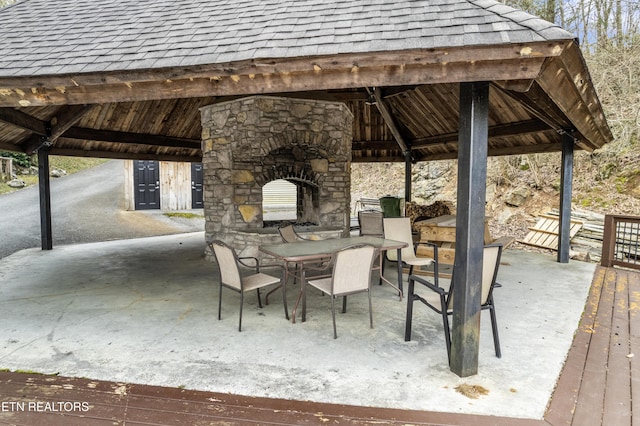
259, 236, 407, 322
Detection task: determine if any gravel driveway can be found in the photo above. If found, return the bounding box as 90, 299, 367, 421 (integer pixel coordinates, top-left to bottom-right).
0, 159, 204, 259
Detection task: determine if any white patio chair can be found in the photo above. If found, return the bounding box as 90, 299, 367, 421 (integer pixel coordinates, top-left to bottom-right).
209, 240, 288, 331
358, 210, 384, 237
382, 217, 439, 292
306, 244, 378, 339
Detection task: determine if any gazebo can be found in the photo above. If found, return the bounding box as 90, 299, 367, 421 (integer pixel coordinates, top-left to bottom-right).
0, 0, 612, 376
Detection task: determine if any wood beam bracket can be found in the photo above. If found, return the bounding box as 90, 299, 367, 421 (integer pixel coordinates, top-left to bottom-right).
25, 122, 53, 154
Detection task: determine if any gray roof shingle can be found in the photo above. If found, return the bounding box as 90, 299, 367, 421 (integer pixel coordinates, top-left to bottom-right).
0, 0, 575, 78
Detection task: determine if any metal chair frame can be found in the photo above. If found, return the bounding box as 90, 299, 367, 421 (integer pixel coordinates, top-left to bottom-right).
404, 243, 503, 362
209, 239, 288, 331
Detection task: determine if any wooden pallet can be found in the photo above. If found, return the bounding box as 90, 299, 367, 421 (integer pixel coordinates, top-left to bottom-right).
521, 214, 583, 250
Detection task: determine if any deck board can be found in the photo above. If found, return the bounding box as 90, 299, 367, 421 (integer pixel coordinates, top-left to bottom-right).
570, 267, 614, 426
603, 270, 631, 426
628, 270, 640, 426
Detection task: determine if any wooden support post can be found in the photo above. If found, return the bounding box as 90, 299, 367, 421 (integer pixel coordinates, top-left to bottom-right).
450, 81, 489, 377
404, 150, 412, 203
558, 133, 574, 263
38, 146, 53, 250
601, 215, 615, 267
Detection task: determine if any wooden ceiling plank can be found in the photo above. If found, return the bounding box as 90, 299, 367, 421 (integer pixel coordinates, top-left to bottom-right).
493, 80, 570, 133
536, 43, 612, 150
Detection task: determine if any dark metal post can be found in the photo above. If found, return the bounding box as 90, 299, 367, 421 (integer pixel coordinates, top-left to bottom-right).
451, 81, 489, 377
38, 146, 53, 250
558, 133, 574, 263
404, 150, 412, 203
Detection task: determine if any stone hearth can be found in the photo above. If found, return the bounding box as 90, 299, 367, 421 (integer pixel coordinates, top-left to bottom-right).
200, 95, 353, 258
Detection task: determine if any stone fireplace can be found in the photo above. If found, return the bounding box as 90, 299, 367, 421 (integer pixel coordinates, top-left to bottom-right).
200, 96, 353, 257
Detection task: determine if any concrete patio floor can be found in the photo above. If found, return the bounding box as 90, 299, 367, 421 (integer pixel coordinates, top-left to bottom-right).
0, 232, 595, 419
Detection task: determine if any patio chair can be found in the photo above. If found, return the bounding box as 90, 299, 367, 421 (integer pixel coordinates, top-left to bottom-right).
276, 223, 304, 284
274, 223, 313, 286
278, 222, 331, 271
270, 223, 330, 307
278, 223, 304, 243
358, 209, 389, 289
305, 244, 378, 339
404, 243, 503, 362
382, 217, 439, 292
358, 210, 384, 237
208, 240, 288, 331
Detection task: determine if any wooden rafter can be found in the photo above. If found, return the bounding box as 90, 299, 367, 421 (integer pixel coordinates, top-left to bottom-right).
50, 105, 96, 140
0, 107, 47, 134
372, 87, 410, 154
50, 147, 201, 162
29, 104, 96, 153
411, 119, 552, 148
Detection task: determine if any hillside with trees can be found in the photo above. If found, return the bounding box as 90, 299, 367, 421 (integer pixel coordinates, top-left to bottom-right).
352, 0, 640, 258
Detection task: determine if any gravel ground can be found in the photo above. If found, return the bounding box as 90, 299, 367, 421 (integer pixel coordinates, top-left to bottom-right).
0, 160, 204, 259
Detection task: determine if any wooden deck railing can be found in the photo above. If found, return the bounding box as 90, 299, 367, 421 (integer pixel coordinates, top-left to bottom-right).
601, 214, 640, 270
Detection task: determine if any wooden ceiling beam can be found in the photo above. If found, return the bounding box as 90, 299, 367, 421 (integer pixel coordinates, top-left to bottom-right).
61, 127, 201, 150
411, 118, 553, 148
22, 105, 98, 154
0, 140, 23, 152
408, 141, 567, 162
0, 58, 547, 107
50, 147, 201, 162
0, 107, 47, 134
50, 105, 96, 141
351, 155, 405, 163
351, 119, 553, 154
352, 141, 401, 151
23, 133, 48, 155
0, 42, 567, 88
210, 90, 369, 105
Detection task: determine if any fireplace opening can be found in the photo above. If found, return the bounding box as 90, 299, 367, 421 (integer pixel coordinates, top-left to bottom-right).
261, 178, 320, 228
262, 179, 296, 223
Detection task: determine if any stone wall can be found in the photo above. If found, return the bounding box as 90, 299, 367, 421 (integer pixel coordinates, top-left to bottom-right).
200, 95, 353, 257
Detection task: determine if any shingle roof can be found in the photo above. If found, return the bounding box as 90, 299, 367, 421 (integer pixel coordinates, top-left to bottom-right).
0, 0, 575, 78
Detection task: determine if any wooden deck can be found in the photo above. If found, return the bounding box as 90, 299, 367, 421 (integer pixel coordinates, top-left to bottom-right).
545, 265, 640, 426
0, 265, 637, 426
